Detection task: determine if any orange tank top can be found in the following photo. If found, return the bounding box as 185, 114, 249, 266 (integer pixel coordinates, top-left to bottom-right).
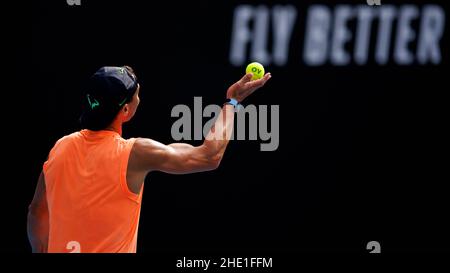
43, 129, 143, 253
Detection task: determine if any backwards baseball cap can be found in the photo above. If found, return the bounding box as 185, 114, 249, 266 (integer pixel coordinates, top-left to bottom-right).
80, 66, 139, 131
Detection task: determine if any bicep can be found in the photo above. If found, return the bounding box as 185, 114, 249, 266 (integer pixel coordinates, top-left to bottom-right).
132, 138, 217, 175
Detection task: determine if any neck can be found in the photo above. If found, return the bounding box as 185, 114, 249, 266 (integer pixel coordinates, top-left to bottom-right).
105, 119, 123, 136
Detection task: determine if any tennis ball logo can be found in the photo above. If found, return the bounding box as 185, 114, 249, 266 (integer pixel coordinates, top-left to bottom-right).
246, 62, 265, 80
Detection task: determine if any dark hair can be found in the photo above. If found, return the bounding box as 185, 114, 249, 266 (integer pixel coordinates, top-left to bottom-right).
80, 65, 138, 131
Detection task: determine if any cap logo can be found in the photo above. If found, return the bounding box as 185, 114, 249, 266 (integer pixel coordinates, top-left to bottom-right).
118, 97, 128, 107
118, 67, 125, 74
87, 94, 100, 109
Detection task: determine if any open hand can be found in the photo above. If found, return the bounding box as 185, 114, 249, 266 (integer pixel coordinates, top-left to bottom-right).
226, 72, 272, 102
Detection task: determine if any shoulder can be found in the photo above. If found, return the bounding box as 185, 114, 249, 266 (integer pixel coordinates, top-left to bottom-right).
45, 131, 84, 161
51, 131, 83, 149
131, 138, 167, 156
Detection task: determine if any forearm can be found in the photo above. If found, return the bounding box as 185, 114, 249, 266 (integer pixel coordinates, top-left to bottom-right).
202, 104, 235, 159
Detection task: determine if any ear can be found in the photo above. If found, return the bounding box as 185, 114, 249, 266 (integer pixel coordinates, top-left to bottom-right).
121, 104, 130, 118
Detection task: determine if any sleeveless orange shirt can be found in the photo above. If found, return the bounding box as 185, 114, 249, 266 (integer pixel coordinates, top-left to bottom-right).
43, 130, 143, 253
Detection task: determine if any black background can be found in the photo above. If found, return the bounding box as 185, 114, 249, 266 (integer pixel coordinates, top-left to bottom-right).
7, 0, 450, 256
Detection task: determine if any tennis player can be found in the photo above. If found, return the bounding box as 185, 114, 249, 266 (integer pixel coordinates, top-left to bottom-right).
27, 66, 271, 253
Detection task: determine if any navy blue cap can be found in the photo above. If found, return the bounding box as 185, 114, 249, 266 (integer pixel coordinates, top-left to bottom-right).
80, 66, 138, 130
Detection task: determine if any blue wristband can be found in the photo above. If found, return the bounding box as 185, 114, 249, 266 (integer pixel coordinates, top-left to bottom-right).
226, 98, 239, 107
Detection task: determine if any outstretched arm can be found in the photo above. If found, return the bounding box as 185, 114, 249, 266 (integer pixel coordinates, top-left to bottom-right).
27, 171, 49, 253
127, 72, 272, 177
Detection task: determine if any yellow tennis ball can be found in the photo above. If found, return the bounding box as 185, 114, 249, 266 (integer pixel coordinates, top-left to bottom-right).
246, 62, 265, 80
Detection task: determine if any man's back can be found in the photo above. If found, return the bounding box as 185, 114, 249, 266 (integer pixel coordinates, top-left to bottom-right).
43, 129, 142, 253
27, 68, 271, 253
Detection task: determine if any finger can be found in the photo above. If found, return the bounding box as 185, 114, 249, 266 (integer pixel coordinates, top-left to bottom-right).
254, 72, 272, 85
245, 80, 265, 90
263, 72, 272, 81
246, 72, 272, 89
260, 72, 272, 83
240, 73, 253, 84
